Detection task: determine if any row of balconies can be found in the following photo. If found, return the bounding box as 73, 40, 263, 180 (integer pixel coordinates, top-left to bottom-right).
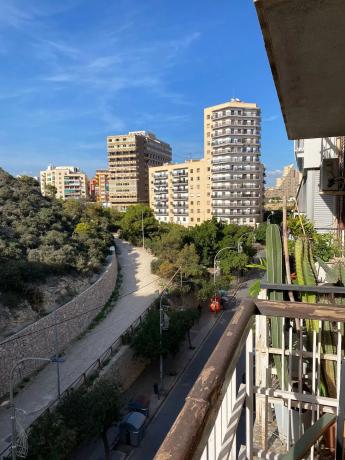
212, 120, 258, 128
212, 147, 259, 154
212, 155, 260, 163
212, 201, 259, 207
213, 209, 261, 216
211, 139, 260, 147
212, 130, 259, 139
211, 111, 259, 120
212, 192, 260, 198
211, 184, 261, 191
212, 175, 262, 182
172, 178, 188, 184
171, 170, 188, 177
212, 166, 261, 173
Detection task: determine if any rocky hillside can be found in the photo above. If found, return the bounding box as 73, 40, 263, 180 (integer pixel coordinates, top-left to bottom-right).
0, 168, 114, 336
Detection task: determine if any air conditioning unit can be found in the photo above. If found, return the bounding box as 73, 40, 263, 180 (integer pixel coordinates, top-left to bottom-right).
321, 158, 345, 193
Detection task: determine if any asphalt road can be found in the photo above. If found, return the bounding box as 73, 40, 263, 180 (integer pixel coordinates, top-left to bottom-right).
129, 304, 245, 460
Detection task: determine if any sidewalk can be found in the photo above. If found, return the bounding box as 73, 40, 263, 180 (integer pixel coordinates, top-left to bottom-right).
0, 239, 160, 456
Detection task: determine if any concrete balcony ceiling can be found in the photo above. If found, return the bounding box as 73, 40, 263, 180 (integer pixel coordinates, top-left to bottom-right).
255, 0, 345, 139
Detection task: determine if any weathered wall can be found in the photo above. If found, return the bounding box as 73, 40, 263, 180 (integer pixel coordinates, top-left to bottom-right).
0, 249, 117, 398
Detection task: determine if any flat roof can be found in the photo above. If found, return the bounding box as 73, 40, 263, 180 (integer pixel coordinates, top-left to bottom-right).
255, 0, 345, 139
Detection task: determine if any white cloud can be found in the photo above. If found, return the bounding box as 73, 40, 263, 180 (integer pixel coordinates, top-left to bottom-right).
263, 115, 278, 122
266, 169, 283, 177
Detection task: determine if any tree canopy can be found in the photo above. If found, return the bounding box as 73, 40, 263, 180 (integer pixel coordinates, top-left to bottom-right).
0, 168, 114, 307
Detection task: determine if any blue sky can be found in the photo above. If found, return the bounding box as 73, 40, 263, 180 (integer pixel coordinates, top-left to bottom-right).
0, 0, 293, 185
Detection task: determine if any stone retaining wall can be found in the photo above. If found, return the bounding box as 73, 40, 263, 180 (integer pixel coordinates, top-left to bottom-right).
0, 249, 117, 399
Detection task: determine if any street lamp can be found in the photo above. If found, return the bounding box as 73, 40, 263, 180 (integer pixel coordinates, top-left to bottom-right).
213, 246, 237, 284
159, 266, 181, 394
237, 232, 255, 254
10, 357, 64, 460
141, 210, 145, 249
267, 211, 274, 224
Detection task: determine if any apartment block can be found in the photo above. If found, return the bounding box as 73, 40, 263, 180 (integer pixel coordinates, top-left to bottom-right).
107, 131, 172, 211
204, 100, 264, 226
265, 164, 301, 203
40, 165, 87, 200
149, 159, 210, 225
88, 169, 110, 206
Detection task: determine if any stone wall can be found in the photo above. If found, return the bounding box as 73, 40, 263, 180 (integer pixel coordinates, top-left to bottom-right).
0, 249, 117, 399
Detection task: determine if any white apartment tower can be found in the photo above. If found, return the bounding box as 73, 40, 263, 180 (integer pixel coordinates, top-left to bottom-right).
204, 100, 264, 226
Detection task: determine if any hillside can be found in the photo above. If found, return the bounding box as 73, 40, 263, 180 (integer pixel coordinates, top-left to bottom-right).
0, 168, 114, 336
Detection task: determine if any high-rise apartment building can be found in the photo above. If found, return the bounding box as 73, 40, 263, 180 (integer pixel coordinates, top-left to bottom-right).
107, 131, 172, 211
149, 100, 264, 227
88, 169, 110, 206
149, 159, 210, 225
204, 100, 264, 226
40, 165, 87, 200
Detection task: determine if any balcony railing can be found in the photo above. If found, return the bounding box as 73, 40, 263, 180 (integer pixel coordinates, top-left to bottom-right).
155, 284, 345, 460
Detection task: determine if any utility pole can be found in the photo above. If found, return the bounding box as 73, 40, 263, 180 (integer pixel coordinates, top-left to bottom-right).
54, 312, 61, 399
141, 210, 145, 249
159, 267, 181, 394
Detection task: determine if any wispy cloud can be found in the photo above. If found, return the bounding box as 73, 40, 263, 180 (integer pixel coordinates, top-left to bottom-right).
266, 169, 283, 177
263, 115, 278, 122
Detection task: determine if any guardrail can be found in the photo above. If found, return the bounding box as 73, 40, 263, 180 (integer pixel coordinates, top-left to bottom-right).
0, 301, 156, 459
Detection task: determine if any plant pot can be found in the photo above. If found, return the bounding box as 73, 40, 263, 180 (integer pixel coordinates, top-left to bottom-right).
323, 422, 336, 453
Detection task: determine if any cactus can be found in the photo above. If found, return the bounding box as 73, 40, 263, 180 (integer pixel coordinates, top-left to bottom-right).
316, 257, 345, 286
295, 238, 342, 396
266, 224, 288, 389
295, 237, 318, 331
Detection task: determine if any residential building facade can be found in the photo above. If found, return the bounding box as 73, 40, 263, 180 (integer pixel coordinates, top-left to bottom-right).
40, 165, 87, 200
295, 137, 345, 233
107, 131, 172, 211
149, 159, 209, 225
204, 100, 264, 226
88, 169, 110, 206
265, 164, 301, 206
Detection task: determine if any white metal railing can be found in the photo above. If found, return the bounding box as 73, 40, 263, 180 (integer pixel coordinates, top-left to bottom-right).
155, 294, 345, 460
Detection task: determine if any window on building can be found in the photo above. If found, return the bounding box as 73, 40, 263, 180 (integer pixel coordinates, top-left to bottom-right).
197, 218, 200, 222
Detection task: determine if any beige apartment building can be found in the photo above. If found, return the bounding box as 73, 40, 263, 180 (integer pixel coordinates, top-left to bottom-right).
149, 159, 210, 225
40, 165, 87, 200
149, 100, 264, 227
107, 131, 172, 211
265, 164, 301, 205
204, 99, 264, 226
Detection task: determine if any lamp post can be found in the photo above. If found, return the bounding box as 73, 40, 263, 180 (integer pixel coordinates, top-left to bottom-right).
141, 210, 145, 249
237, 232, 255, 254
10, 357, 63, 460
159, 266, 181, 394
267, 211, 274, 224
213, 246, 237, 284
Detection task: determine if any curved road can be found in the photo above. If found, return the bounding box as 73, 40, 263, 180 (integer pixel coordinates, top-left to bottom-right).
0, 239, 159, 456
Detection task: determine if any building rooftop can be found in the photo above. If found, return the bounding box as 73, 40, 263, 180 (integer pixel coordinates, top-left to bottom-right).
255, 0, 345, 139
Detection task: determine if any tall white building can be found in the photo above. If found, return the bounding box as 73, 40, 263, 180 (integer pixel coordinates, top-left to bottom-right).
204, 100, 264, 226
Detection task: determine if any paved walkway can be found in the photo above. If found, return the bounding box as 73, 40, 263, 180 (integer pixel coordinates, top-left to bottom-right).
0, 239, 160, 456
